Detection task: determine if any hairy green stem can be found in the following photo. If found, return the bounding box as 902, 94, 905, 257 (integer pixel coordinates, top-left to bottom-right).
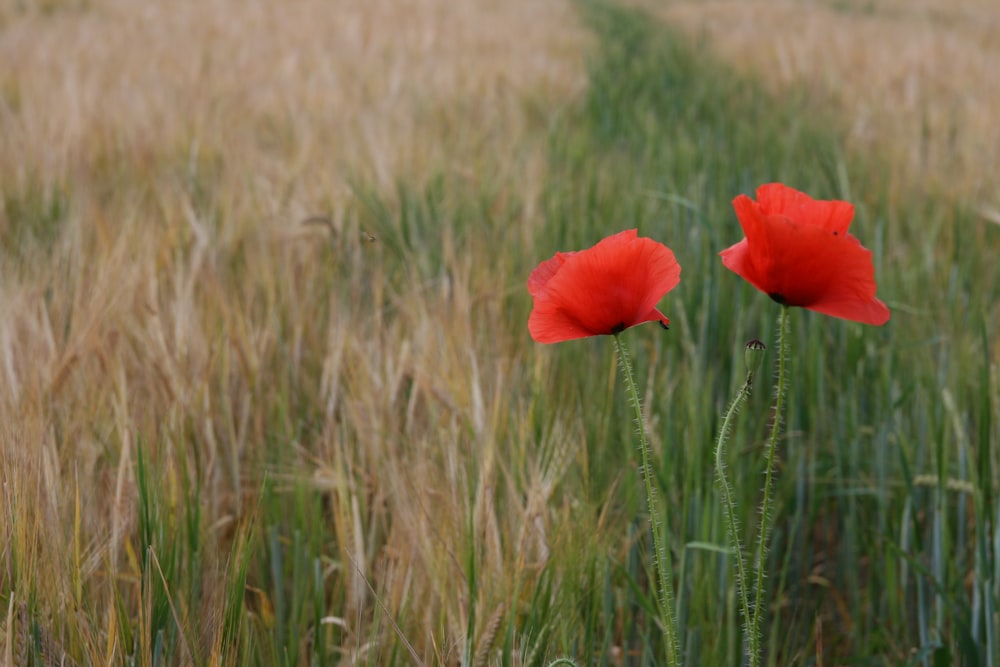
750, 306, 790, 663
613, 333, 680, 665
715, 369, 755, 664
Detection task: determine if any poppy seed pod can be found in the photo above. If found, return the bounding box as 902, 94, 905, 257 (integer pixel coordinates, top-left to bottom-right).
744, 339, 766, 376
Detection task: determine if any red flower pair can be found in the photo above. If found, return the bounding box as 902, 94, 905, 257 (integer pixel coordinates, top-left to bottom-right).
528, 183, 889, 343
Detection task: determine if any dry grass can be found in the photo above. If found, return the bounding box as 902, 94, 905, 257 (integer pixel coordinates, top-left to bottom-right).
635, 0, 1000, 205
0, 0, 589, 659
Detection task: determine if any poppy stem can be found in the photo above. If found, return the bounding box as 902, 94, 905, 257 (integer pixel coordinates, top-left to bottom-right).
612, 333, 680, 666
714, 363, 755, 664
750, 305, 790, 665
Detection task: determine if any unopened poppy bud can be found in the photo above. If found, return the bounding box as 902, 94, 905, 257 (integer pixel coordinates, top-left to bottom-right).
744, 339, 766, 375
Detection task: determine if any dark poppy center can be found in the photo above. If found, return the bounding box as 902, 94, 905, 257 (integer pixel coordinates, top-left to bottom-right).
768, 292, 788, 305
610, 321, 627, 335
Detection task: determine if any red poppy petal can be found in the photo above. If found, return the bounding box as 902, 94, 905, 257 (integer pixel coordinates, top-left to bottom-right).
755, 183, 854, 235
780, 230, 889, 324
528, 230, 680, 343
726, 195, 782, 296
588, 231, 679, 315
719, 237, 765, 293
528, 301, 597, 343
807, 291, 891, 325
729, 206, 888, 324
528, 252, 572, 297
646, 307, 670, 328
723, 184, 889, 326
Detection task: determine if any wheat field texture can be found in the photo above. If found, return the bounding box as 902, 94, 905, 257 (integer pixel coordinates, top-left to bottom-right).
1, 0, 998, 665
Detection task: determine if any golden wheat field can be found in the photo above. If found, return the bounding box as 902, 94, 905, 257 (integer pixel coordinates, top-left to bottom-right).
0, 0, 589, 661
1, 0, 997, 662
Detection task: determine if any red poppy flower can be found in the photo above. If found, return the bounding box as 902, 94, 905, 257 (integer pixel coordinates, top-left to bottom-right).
720, 183, 890, 325
528, 229, 681, 344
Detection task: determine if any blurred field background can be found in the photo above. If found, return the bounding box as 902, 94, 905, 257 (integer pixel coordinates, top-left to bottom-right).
638, 0, 1000, 205
1, 0, 998, 664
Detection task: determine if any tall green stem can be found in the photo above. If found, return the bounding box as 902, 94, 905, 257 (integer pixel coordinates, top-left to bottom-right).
613, 334, 680, 666
715, 362, 756, 663
750, 306, 790, 662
